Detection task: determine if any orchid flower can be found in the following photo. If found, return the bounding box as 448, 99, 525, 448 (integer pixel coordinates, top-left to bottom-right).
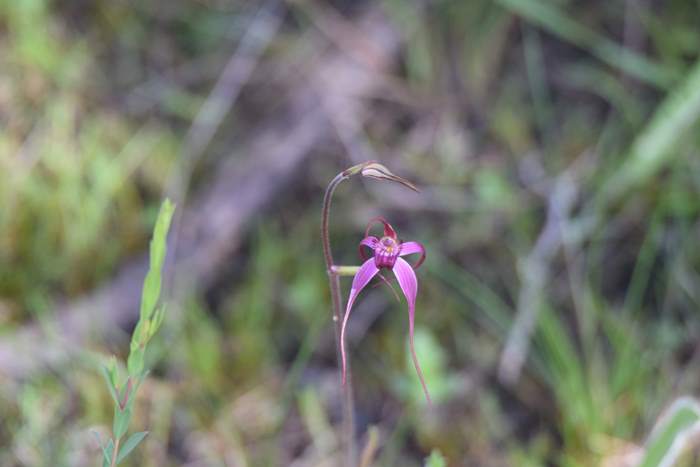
340, 217, 430, 403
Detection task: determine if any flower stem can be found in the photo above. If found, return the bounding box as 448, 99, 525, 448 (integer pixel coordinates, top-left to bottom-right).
321, 170, 357, 467
331, 265, 361, 276
109, 437, 120, 467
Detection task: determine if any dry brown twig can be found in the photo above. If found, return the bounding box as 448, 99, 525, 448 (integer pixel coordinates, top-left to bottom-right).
498, 156, 587, 384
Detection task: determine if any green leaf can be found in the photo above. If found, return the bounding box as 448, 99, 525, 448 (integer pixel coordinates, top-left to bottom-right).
640, 397, 700, 467
116, 431, 149, 464
150, 305, 167, 338
424, 449, 447, 467
108, 356, 119, 386
113, 406, 133, 440
117, 378, 132, 407
124, 376, 144, 413
138, 198, 175, 322
127, 198, 175, 378
127, 348, 144, 378
102, 438, 114, 467
100, 365, 120, 407
129, 320, 144, 353
91, 431, 111, 467
112, 377, 137, 438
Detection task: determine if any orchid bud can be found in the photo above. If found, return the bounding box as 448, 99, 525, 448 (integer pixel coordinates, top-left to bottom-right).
360, 161, 419, 192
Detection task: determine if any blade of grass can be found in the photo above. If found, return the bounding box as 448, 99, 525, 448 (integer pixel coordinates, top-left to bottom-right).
600, 58, 700, 202
427, 249, 512, 336
496, 0, 679, 89
536, 305, 594, 428
640, 397, 700, 467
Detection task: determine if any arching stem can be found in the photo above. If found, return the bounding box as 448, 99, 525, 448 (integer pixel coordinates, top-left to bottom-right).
322, 165, 363, 467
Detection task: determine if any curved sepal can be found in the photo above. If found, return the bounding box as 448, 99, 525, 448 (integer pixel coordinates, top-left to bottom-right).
340, 258, 380, 385
399, 241, 426, 270
392, 257, 431, 404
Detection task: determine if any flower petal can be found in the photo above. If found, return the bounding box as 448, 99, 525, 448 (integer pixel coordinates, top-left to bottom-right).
340, 258, 380, 385
392, 257, 431, 404
399, 241, 426, 270
364, 217, 397, 240
358, 236, 379, 261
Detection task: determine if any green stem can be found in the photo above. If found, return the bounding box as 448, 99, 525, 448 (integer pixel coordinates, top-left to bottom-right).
109, 437, 120, 467
331, 265, 361, 276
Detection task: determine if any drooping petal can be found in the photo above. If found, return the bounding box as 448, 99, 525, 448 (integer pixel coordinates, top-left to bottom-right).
340, 258, 380, 385
358, 236, 379, 261
392, 257, 431, 404
399, 241, 426, 270
364, 217, 397, 240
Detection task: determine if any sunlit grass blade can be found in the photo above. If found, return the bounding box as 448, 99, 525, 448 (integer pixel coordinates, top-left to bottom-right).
640, 397, 700, 467
601, 59, 700, 202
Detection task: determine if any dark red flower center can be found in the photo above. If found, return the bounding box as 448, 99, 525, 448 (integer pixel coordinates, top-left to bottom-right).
374, 236, 400, 269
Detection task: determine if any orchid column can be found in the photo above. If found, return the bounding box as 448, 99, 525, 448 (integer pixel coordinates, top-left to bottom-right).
320, 161, 421, 467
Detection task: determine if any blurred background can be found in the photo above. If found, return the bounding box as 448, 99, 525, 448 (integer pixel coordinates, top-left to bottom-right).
1, 0, 700, 465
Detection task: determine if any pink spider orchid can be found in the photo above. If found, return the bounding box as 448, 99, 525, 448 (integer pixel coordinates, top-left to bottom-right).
340, 217, 430, 403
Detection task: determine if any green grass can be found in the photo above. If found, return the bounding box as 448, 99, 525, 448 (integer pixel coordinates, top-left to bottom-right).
640, 397, 700, 467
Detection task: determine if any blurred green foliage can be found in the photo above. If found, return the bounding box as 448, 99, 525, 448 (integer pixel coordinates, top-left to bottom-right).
0, 0, 177, 314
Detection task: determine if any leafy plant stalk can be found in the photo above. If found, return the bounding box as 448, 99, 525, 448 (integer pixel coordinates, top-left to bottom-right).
97, 199, 175, 467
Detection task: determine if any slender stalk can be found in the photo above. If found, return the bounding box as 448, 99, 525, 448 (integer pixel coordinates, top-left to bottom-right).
109, 437, 120, 467
331, 265, 361, 276
321, 169, 357, 467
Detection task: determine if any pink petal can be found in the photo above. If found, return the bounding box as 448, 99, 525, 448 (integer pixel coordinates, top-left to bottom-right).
399, 241, 426, 270
358, 236, 379, 261
340, 258, 380, 385
392, 257, 431, 404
